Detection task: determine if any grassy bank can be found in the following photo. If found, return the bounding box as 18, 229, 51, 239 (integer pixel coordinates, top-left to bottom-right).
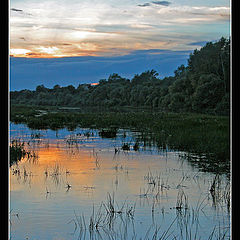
10, 104, 230, 173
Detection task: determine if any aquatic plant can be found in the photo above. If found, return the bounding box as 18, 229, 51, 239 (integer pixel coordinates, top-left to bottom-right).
99, 128, 118, 138
10, 139, 34, 166
10, 106, 229, 174
122, 143, 130, 151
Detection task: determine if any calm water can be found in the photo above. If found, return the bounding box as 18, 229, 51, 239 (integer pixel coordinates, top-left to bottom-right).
9, 123, 230, 240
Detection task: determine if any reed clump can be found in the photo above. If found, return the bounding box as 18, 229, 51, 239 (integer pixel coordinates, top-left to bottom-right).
99, 128, 118, 138
10, 139, 36, 166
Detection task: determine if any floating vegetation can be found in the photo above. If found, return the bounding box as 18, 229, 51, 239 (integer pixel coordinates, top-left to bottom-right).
31, 132, 42, 139
99, 128, 117, 138
121, 143, 130, 151
133, 141, 140, 151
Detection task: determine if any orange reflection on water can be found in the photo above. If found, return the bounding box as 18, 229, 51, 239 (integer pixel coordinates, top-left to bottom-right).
10, 141, 150, 201
11, 144, 100, 192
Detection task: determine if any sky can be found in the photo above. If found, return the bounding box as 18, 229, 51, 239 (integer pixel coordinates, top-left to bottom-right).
9, 0, 230, 90
10, 49, 191, 90
10, 0, 230, 58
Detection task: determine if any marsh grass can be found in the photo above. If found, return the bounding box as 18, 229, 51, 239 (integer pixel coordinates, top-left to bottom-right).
10, 139, 37, 166
10, 139, 27, 165
50, 163, 62, 176
92, 149, 101, 169
9, 109, 230, 240
45, 163, 65, 186
122, 143, 130, 151
99, 128, 118, 138
142, 170, 170, 202
70, 193, 139, 239
31, 132, 42, 139
133, 141, 140, 151
209, 174, 230, 211
10, 105, 229, 174
71, 201, 227, 240
136, 169, 230, 239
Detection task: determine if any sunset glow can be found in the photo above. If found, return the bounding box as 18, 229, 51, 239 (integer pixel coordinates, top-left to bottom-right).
10, 0, 230, 58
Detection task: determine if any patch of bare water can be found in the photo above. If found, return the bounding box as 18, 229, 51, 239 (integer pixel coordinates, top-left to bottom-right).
9, 123, 230, 240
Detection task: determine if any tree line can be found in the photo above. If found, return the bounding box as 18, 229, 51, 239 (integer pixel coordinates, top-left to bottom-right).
10, 37, 230, 115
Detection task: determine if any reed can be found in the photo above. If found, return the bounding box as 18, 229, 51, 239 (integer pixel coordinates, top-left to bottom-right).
70, 191, 229, 240
10, 139, 34, 166
99, 128, 118, 138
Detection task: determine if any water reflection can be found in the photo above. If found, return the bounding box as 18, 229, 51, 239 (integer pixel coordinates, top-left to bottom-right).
10, 123, 230, 240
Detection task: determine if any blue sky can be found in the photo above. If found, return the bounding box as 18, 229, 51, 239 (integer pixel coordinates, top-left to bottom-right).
10, 49, 191, 90
9, 0, 230, 90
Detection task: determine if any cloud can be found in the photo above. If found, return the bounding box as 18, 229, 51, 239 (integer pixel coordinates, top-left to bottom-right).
11, 8, 23, 12
19, 37, 26, 41
188, 41, 209, 46
10, 48, 31, 55
10, 1, 230, 57
138, 3, 151, 7
152, 1, 171, 6
138, 1, 171, 7
10, 7, 33, 16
